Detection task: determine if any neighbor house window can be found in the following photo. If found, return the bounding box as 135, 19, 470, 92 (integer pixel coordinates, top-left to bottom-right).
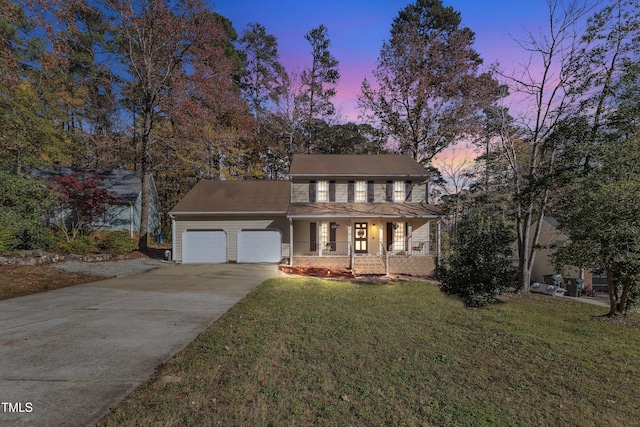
355, 181, 366, 202
394, 181, 405, 202
317, 180, 328, 202
91, 208, 110, 227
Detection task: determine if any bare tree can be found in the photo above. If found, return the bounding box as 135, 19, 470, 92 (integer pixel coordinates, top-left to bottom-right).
436, 148, 478, 241
494, 0, 597, 291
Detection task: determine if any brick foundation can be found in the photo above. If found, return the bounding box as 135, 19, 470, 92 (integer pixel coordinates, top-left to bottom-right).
388, 255, 436, 276
292, 256, 351, 269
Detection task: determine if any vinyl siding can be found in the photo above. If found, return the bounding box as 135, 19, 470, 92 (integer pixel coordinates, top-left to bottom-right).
173, 215, 289, 262
335, 182, 348, 202
412, 182, 428, 203
291, 182, 309, 203
373, 183, 386, 203
411, 220, 430, 242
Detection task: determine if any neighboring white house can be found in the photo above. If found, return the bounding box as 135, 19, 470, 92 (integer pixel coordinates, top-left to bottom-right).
530, 217, 592, 289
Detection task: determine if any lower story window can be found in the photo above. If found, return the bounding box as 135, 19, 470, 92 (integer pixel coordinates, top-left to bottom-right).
393, 222, 404, 252
320, 222, 328, 248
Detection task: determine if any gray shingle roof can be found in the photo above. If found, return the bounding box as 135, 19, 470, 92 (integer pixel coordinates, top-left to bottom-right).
29, 166, 142, 203
170, 180, 290, 214
289, 154, 429, 177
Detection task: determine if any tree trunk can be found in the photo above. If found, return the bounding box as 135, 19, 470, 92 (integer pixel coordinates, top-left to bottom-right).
606, 266, 618, 316
138, 170, 150, 251
138, 105, 152, 251
516, 208, 533, 293
618, 278, 631, 315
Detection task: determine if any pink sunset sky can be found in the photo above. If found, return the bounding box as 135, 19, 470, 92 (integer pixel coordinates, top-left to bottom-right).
211, 0, 556, 166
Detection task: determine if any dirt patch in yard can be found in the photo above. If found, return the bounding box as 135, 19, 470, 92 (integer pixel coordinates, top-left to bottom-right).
0, 264, 106, 301
595, 315, 640, 329
0, 247, 167, 301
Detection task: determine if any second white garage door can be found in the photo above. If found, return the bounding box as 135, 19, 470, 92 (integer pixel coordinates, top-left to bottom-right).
237, 230, 282, 263
182, 230, 227, 263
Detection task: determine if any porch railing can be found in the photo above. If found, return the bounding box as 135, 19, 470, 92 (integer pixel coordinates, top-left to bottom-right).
384, 240, 436, 256
380, 243, 388, 275
293, 241, 350, 257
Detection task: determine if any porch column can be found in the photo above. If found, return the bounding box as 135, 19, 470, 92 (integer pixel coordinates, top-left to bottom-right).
378, 222, 383, 253
436, 220, 441, 265
289, 218, 293, 266
408, 221, 413, 255
318, 222, 323, 257
426, 221, 431, 255
347, 222, 352, 256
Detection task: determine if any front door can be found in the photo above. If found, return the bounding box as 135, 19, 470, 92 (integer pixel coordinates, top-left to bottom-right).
354, 222, 368, 253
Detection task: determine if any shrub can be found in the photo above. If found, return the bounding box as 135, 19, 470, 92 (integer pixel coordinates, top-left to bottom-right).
0, 172, 58, 252
160, 224, 172, 243
0, 211, 21, 253
97, 231, 137, 255
54, 234, 95, 255
436, 207, 517, 307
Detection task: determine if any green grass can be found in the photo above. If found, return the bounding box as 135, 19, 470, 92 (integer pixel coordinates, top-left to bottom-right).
98, 278, 640, 426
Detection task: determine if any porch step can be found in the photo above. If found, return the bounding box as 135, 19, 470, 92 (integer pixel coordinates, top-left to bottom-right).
353, 255, 386, 275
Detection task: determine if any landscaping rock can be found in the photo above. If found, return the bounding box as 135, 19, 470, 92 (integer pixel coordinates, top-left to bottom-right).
0, 252, 64, 266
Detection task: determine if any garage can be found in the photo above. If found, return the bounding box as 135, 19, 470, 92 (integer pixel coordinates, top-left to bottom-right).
237, 230, 282, 263
182, 230, 227, 263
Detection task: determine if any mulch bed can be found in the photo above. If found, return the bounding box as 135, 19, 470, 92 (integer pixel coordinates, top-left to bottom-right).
279, 266, 354, 278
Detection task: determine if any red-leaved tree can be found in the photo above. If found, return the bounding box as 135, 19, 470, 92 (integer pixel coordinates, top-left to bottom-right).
50, 172, 115, 242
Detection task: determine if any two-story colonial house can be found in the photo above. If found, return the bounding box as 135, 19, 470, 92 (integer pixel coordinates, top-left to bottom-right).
169, 154, 443, 276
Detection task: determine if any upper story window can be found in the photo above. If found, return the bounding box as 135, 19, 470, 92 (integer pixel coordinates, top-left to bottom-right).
355, 181, 366, 202
317, 180, 329, 202
394, 181, 405, 202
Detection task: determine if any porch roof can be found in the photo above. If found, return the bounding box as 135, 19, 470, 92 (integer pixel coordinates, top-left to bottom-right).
287, 203, 442, 219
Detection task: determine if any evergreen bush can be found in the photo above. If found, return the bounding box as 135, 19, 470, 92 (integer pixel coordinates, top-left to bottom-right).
436, 207, 517, 307
97, 231, 137, 255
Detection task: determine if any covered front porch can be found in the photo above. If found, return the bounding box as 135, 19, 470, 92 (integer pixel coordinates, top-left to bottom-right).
288, 218, 441, 276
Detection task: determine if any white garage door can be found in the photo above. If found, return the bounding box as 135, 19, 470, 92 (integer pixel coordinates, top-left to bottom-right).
237, 230, 281, 263
182, 230, 227, 263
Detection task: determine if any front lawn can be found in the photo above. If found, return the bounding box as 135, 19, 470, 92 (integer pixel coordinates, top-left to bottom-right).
98, 278, 640, 426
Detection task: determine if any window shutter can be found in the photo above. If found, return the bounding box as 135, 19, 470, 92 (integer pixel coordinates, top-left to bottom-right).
405, 181, 412, 202
386, 222, 393, 251
367, 181, 374, 202
348, 181, 354, 202
309, 180, 316, 202
425, 182, 429, 203
329, 222, 337, 251
405, 222, 409, 251
386, 181, 393, 202
310, 222, 317, 251
329, 181, 336, 202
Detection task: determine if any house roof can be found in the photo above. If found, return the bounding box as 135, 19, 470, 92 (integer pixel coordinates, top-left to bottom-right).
29, 166, 143, 203
170, 180, 290, 214
287, 203, 443, 219
289, 154, 429, 177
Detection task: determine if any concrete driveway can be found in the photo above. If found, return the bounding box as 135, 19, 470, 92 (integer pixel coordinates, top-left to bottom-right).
0, 263, 282, 426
